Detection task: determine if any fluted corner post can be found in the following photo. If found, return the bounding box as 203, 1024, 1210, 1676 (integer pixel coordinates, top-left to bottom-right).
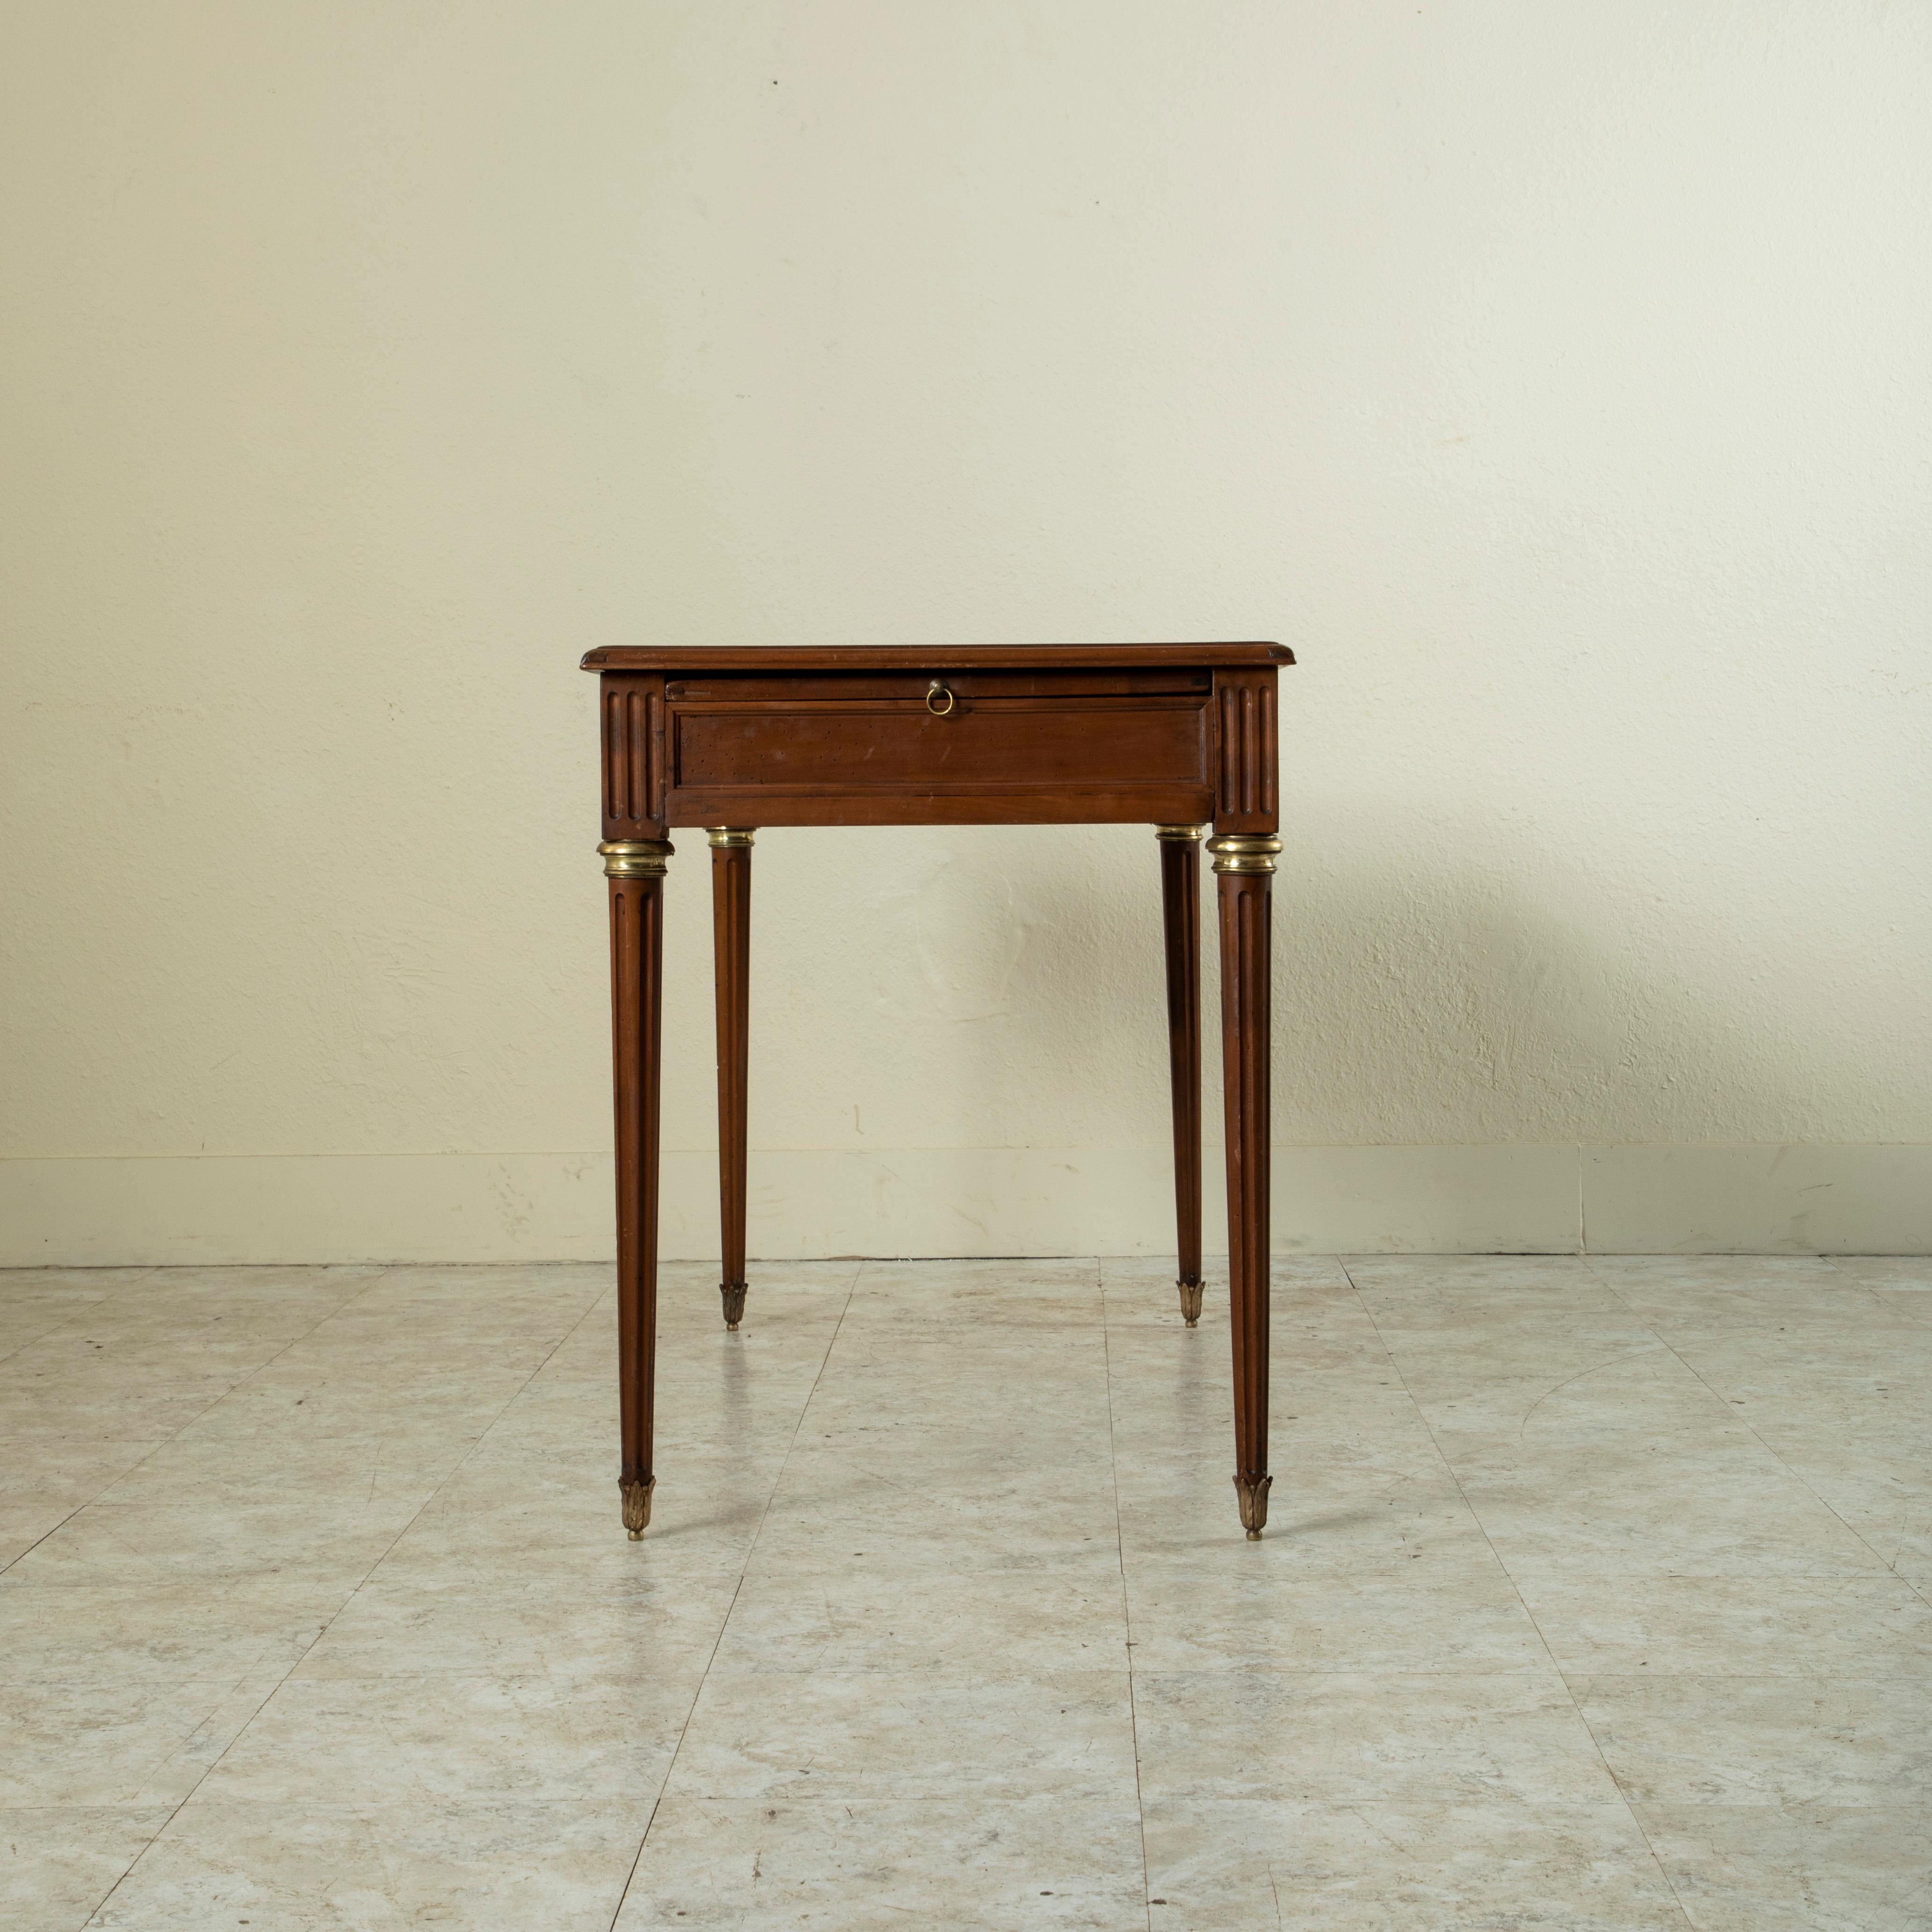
602, 837, 673, 1537
708, 828, 756, 1331
1207, 833, 1281, 1538
1156, 826, 1206, 1326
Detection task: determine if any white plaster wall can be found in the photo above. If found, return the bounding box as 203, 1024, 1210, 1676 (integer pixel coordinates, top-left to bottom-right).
3, 3, 1929, 1261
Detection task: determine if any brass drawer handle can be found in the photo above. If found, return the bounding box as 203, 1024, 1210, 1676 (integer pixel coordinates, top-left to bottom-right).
925, 679, 955, 716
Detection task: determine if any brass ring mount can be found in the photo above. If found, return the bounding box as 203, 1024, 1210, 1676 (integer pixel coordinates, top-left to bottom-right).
706, 827, 757, 849
925, 679, 956, 716
1206, 834, 1283, 875
1154, 824, 1206, 843
599, 839, 674, 878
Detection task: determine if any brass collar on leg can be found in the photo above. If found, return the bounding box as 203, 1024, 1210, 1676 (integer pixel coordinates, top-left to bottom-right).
1206, 834, 1283, 875
1154, 824, 1206, 843
706, 827, 757, 849
598, 839, 674, 877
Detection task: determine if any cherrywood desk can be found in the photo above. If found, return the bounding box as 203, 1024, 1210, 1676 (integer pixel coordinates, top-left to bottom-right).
580, 642, 1293, 1539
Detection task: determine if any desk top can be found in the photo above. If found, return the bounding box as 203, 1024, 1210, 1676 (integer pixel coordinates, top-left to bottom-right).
582, 641, 1292, 673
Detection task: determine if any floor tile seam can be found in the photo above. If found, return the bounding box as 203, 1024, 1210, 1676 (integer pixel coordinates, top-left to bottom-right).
0, 1276, 404, 1584
63, 1809, 176, 1932
1615, 1311, 1927, 1599
1149, 1790, 1923, 1812
77, 1268, 614, 1924
75, 1662, 299, 1929
1586, 1249, 1882, 1317
1123, 1640, 1932, 1677
7, 1795, 655, 1814
72, 1789, 1151, 1813
0, 1501, 94, 1584
604, 1259, 864, 1932
1058, 1661, 1652, 1682
1524, 1669, 1932, 1694
1823, 1252, 1921, 1311
1828, 1253, 1932, 1335
0, 1317, 116, 1374
0, 1267, 165, 1370
1098, 1258, 1155, 1932
1335, 1256, 1700, 1931
691, 1256, 862, 1597
680, 1657, 1138, 1683
1578, 1254, 1908, 1472
652, 1782, 1142, 1811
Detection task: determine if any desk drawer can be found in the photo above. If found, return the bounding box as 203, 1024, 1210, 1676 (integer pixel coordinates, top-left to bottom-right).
675, 697, 1207, 788
663, 684, 1214, 827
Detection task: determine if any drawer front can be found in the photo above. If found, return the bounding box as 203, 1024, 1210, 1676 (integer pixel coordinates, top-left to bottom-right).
674, 698, 1203, 789
664, 692, 1213, 827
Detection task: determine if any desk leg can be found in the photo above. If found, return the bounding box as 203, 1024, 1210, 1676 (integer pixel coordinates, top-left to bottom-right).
602, 838, 673, 1538
709, 829, 756, 1330
1209, 834, 1281, 1538
1156, 825, 1205, 1325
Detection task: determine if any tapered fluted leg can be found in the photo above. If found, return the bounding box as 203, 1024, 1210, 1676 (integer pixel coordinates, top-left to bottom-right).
603, 838, 673, 1537
1210, 833, 1279, 1538
1157, 825, 1205, 1325
710, 828, 755, 1330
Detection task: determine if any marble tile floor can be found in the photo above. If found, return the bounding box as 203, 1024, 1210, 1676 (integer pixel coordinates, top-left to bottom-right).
1, 1254, 1928, 1930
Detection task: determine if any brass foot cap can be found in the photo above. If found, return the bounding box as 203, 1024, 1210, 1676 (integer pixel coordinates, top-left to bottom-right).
720, 1281, 747, 1330
1177, 1276, 1204, 1327
620, 1476, 655, 1538
1234, 1472, 1272, 1537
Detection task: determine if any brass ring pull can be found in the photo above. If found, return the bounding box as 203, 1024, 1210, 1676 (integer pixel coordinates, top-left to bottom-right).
925, 679, 955, 716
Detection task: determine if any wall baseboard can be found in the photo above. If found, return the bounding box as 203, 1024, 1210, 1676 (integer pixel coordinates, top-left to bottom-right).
2, 1144, 1926, 1266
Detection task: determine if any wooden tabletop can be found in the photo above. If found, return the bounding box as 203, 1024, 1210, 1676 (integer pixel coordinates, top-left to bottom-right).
581, 641, 1291, 673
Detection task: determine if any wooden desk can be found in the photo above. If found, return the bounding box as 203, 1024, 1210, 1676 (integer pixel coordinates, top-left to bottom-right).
580, 642, 1294, 1539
